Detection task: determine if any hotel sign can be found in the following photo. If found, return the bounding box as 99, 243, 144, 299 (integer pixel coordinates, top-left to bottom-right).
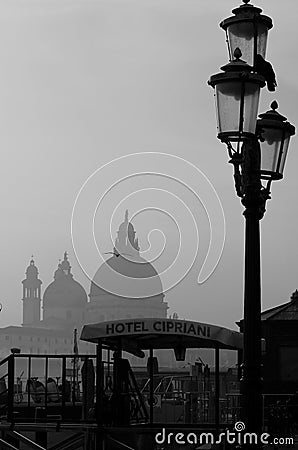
105, 319, 211, 338
81, 318, 243, 350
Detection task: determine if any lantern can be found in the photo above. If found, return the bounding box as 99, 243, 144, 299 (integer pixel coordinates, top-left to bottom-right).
257, 101, 295, 180
220, 0, 273, 68
208, 48, 265, 142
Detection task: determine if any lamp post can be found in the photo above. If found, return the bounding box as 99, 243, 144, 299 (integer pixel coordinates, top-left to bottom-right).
208, 0, 295, 440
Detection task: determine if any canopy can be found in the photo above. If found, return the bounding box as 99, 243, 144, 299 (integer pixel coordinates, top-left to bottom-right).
80, 318, 243, 358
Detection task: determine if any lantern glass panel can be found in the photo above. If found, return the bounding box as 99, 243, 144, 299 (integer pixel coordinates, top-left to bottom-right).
259, 127, 291, 178
215, 81, 241, 135
243, 82, 261, 134
228, 22, 268, 66
215, 80, 260, 138
278, 134, 291, 176
259, 128, 282, 176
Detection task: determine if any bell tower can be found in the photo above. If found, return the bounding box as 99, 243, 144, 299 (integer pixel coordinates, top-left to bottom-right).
22, 257, 42, 326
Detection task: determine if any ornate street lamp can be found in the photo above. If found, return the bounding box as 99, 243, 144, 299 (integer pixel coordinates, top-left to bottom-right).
208, 0, 295, 440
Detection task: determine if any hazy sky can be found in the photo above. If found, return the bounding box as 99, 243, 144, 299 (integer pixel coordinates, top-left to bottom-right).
1, 0, 298, 330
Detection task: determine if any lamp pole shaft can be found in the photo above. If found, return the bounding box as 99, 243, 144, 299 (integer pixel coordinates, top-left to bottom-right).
240, 139, 264, 440
242, 206, 262, 434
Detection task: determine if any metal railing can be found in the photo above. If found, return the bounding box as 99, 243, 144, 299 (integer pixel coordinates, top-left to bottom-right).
0, 353, 99, 422
0, 353, 150, 426
1, 353, 297, 431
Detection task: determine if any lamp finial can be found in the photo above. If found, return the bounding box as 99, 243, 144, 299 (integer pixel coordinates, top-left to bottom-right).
271, 100, 278, 111
233, 47, 242, 60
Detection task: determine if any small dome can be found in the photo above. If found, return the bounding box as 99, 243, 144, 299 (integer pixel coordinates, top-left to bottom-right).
43, 255, 87, 308
54, 265, 64, 280
26, 259, 38, 278
22, 257, 42, 288
60, 251, 71, 272
44, 278, 87, 307
115, 210, 139, 253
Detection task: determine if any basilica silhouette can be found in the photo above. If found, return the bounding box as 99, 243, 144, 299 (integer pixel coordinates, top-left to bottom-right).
0, 212, 168, 357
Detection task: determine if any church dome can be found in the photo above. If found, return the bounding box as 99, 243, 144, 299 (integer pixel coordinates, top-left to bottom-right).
43, 252, 87, 308
90, 211, 163, 300
90, 254, 163, 299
